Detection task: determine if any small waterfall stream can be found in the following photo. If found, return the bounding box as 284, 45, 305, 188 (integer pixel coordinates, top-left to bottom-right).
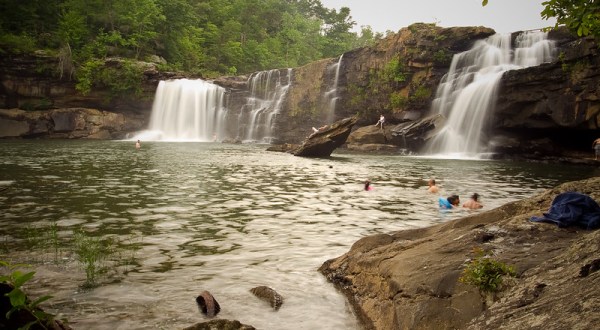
241, 69, 293, 143
425, 31, 555, 158
323, 55, 343, 123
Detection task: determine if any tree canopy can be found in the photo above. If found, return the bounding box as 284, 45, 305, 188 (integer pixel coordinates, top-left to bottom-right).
0, 0, 381, 82
483, 0, 600, 40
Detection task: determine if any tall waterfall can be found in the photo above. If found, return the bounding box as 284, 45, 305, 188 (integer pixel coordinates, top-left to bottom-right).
142, 79, 227, 141
240, 68, 292, 143
323, 55, 343, 123
425, 31, 555, 158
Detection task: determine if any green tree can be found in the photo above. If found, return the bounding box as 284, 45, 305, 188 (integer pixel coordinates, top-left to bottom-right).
483, 0, 600, 39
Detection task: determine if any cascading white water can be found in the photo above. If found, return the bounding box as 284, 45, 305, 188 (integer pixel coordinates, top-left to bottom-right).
133, 68, 293, 143
135, 79, 227, 141
241, 68, 292, 143
323, 55, 343, 123
425, 31, 555, 158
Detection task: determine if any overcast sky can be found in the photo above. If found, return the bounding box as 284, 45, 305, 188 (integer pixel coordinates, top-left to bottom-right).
319, 0, 556, 34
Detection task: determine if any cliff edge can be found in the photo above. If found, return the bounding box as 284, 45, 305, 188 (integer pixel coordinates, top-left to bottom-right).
320, 176, 600, 330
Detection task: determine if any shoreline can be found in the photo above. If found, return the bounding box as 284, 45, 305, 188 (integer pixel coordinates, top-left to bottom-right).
320, 176, 600, 329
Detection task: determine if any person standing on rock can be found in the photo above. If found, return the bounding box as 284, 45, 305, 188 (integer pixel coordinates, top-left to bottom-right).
375, 114, 385, 129
593, 138, 600, 160
135, 140, 141, 149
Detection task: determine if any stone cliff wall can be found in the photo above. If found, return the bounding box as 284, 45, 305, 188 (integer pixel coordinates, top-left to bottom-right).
492, 32, 600, 157
1, 24, 599, 158
274, 24, 495, 143
0, 53, 185, 138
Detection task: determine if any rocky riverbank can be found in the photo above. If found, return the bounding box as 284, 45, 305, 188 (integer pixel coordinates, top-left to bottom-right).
319, 176, 600, 330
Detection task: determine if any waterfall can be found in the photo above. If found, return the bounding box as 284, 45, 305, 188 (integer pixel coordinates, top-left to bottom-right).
133, 68, 292, 143
323, 55, 343, 123
240, 68, 292, 143
425, 31, 555, 158
137, 79, 227, 141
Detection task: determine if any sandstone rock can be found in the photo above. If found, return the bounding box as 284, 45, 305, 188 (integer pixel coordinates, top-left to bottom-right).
0, 117, 29, 137
195, 291, 221, 317
293, 116, 357, 157
320, 176, 600, 330
183, 319, 255, 330
0, 108, 143, 139
249, 286, 284, 311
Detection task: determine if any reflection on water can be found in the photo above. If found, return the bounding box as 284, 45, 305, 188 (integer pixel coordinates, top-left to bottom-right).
0, 140, 597, 329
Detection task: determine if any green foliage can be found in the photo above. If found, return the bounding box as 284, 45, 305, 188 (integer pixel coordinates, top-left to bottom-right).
433, 49, 451, 64
383, 58, 407, 83
0, 0, 381, 80
72, 230, 118, 288
0, 261, 55, 329
484, 0, 600, 40
389, 92, 407, 109
75, 59, 144, 97
0, 34, 37, 55
459, 248, 516, 293
541, 0, 600, 39
410, 85, 432, 102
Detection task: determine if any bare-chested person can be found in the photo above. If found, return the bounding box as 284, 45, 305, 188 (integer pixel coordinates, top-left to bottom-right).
427, 179, 439, 194
463, 193, 483, 209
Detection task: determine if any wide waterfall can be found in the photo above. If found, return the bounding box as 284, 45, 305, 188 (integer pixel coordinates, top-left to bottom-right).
134, 68, 292, 143
137, 79, 228, 141
425, 31, 555, 158
323, 55, 343, 124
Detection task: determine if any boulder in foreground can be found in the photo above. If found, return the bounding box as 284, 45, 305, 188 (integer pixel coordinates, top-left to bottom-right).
320, 176, 600, 330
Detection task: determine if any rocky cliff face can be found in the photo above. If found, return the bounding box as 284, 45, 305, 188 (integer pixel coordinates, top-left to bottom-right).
273, 24, 496, 143
319, 176, 600, 330
0, 53, 185, 138
492, 32, 600, 158
1, 24, 598, 159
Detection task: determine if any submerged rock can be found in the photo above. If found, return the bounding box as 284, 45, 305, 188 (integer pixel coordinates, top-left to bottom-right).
320, 176, 600, 330
250, 286, 284, 310
183, 319, 255, 330
196, 290, 221, 317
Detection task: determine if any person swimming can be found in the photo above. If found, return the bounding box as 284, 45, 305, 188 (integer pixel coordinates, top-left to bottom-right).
439, 194, 460, 209
463, 193, 483, 209
427, 179, 439, 193
364, 180, 372, 191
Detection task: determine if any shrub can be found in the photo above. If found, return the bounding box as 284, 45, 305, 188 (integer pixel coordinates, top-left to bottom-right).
459, 248, 516, 293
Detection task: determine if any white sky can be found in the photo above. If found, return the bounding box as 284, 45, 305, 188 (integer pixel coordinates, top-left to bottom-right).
319, 0, 556, 34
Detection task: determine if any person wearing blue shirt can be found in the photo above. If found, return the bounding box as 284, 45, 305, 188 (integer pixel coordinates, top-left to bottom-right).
439, 195, 460, 209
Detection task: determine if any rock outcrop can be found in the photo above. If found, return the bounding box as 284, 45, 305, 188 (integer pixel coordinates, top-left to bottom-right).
1, 24, 598, 160
0, 108, 144, 139
319, 176, 600, 330
273, 24, 495, 144
293, 116, 357, 157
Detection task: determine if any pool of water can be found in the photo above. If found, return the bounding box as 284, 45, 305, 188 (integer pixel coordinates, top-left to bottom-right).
0, 140, 597, 329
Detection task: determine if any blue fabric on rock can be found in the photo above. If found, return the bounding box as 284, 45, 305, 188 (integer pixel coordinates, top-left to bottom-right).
439, 197, 453, 209
530, 192, 600, 230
